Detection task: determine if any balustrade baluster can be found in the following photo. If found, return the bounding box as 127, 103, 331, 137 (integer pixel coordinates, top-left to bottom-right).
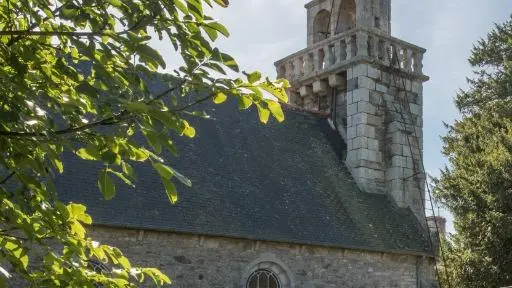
346, 36, 353, 60
357, 31, 369, 57
294, 57, 303, 79
334, 41, 341, 64
286, 61, 295, 80
304, 53, 314, 76
414, 52, 423, 74
340, 40, 347, 62
276, 64, 286, 79
324, 45, 333, 68
382, 41, 390, 66
371, 36, 379, 59
404, 49, 412, 72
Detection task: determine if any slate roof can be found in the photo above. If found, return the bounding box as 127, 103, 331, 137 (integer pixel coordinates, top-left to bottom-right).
56, 81, 432, 256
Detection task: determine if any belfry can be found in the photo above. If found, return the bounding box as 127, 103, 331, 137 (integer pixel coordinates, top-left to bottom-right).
275, 0, 429, 221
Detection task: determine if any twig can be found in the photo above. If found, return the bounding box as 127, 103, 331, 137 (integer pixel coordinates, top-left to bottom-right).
0, 172, 15, 185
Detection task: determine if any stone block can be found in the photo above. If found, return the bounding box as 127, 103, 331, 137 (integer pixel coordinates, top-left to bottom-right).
390, 131, 407, 145
329, 74, 346, 88
409, 103, 422, 115
347, 78, 358, 91
365, 150, 382, 162
351, 113, 367, 125
356, 124, 376, 138
405, 157, 414, 169
313, 80, 328, 95
352, 137, 369, 149
370, 91, 383, 105
391, 189, 406, 207
391, 155, 406, 167
346, 91, 353, 103
347, 126, 357, 139
347, 103, 358, 116
403, 168, 415, 179
384, 94, 394, 102
390, 144, 403, 155
353, 88, 370, 102
376, 83, 388, 93
367, 66, 381, 80
402, 146, 412, 157
357, 101, 377, 114
299, 85, 313, 97
388, 121, 405, 133
359, 159, 383, 170
411, 81, 423, 94
347, 67, 353, 79
387, 167, 403, 180
381, 71, 390, 84
358, 76, 376, 90
368, 139, 379, 150
353, 64, 368, 77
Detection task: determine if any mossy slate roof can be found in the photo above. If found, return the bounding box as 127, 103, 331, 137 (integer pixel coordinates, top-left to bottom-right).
56, 88, 431, 256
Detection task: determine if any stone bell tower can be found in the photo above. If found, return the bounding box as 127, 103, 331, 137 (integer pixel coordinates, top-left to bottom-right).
275, 0, 429, 220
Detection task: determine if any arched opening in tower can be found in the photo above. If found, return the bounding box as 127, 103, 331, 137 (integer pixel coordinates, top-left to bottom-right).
335, 0, 356, 34
313, 10, 331, 43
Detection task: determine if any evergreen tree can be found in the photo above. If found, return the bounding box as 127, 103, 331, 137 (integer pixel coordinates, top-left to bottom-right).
435, 16, 512, 288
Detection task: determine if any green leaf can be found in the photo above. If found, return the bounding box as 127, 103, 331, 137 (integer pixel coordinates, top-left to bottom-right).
162, 178, 178, 204
203, 21, 229, 37
256, 104, 270, 124
259, 81, 289, 103
108, 169, 135, 187
181, 121, 196, 138
245, 71, 261, 84
70, 221, 86, 238
267, 101, 285, 122
67, 203, 92, 224
169, 167, 192, 187
142, 268, 172, 285
238, 95, 252, 110
52, 158, 64, 173
213, 92, 227, 104
98, 170, 116, 200
76, 147, 100, 161
152, 163, 174, 180
174, 0, 189, 13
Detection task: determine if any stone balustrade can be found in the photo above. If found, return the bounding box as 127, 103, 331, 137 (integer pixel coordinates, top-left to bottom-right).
275, 28, 426, 85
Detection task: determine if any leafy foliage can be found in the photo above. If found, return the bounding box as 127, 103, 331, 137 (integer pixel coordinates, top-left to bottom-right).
434, 16, 512, 288
0, 0, 289, 286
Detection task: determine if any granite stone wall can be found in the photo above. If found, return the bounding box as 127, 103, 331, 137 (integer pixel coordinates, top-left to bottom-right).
343, 62, 426, 220
87, 226, 436, 288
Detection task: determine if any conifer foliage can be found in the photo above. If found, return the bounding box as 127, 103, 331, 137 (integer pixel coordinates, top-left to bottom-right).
435, 16, 512, 288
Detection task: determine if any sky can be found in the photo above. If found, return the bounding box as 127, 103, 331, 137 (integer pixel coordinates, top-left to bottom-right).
152, 1, 512, 233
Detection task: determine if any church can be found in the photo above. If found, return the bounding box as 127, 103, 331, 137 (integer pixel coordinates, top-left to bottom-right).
57, 0, 438, 287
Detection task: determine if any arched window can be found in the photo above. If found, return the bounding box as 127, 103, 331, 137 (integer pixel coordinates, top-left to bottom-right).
242, 254, 293, 288
246, 269, 281, 288
313, 10, 331, 43
335, 0, 356, 34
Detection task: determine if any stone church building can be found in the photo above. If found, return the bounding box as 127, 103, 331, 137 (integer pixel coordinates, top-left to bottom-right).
57, 0, 438, 287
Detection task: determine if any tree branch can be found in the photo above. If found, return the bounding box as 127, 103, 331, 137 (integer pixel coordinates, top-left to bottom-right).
0, 85, 181, 138
0, 172, 15, 185
0, 30, 108, 37
6, 0, 72, 46
171, 93, 216, 112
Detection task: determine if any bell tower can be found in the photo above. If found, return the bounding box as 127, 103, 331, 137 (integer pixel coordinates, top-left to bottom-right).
275, 0, 429, 220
